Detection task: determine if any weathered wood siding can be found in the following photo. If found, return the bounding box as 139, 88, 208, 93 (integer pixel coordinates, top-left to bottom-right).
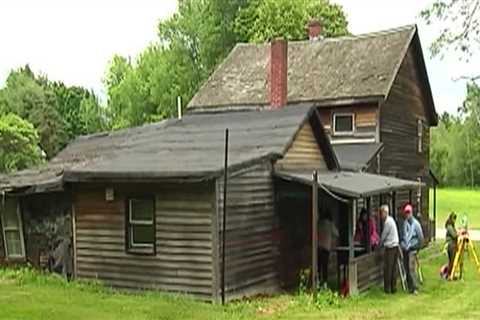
355, 250, 383, 292
317, 104, 378, 144
0, 217, 4, 263
74, 182, 215, 300
381, 43, 431, 221
216, 163, 279, 302
275, 122, 327, 171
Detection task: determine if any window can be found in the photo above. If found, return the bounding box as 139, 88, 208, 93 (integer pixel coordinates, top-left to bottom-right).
127, 198, 155, 253
333, 113, 355, 135
0, 198, 25, 259
417, 119, 424, 153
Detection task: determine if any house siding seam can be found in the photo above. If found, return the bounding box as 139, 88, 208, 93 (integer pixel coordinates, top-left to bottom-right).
216, 162, 279, 302
74, 182, 215, 300
380, 44, 430, 222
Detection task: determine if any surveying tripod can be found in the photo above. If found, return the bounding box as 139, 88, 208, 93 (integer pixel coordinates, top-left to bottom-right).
449, 230, 480, 280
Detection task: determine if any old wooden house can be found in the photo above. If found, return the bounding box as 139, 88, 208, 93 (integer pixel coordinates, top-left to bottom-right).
188, 24, 438, 233
0, 23, 437, 301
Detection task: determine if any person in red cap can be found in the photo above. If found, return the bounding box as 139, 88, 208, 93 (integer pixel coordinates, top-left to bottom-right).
400, 203, 424, 294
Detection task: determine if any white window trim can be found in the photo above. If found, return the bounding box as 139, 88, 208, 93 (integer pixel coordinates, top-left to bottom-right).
128, 199, 154, 248
333, 113, 355, 136
417, 119, 424, 153
1, 200, 26, 259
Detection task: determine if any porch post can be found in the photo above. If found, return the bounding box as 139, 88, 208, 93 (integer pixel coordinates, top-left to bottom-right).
348, 199, 358, 295
312, 171, 319, 292
391, 191, 397, 222
366, 197, 371, 253
433, 185, 437, 240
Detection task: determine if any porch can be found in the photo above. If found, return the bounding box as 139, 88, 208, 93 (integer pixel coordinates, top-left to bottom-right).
275, 170, 422, 294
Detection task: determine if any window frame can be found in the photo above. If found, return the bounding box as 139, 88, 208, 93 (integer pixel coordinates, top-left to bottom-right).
125, 196, 156, 255
0, 198, 26, 260
333, 113, 355, 136
417, 118, 424, 153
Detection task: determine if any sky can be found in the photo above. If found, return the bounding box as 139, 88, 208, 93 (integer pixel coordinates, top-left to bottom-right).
0, 0, 476, 114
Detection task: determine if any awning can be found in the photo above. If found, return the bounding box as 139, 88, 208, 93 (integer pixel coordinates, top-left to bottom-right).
275, 170, 423, 198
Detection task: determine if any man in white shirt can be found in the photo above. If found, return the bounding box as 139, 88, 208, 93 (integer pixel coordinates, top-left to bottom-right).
318, 212, 339, 289
379, 204, 400, 294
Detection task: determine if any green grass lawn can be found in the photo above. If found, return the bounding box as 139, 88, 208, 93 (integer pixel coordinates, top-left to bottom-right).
1, 244, 480, 320
431, 188, 480, 229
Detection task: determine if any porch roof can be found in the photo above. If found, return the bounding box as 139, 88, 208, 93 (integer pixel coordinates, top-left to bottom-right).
275, 170, 422, 198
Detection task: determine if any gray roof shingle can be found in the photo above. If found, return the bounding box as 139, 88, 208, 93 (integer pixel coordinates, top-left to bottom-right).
0, 105, 319, 191
188, 25, 416, 109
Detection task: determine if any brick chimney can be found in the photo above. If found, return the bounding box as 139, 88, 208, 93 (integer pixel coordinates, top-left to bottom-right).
269, 39, 288, 109
307, 19, 323, 41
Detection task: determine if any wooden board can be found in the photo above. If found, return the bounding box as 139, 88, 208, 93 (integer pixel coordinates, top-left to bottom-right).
74, 182, 215, 300
318, 106, 378, 128
216, 163, 279, 302
275, 122, 328, 171
354, 250, 384, 292
381, 43, 431, 224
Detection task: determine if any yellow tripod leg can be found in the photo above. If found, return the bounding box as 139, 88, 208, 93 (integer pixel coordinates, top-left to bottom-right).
467, 240, 480, 275
449, 239, 464, 280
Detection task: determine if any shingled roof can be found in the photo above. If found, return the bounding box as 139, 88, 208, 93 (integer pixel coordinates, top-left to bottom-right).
0, 105, 334, 192
188, 25, 417, 110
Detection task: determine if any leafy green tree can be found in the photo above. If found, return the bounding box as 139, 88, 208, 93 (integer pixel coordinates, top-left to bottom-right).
0, 114, 43, 173
105, 0, 349, 128
430, 83, 480, 187
105, 0, 249, 128
0, 68, 66, 157
235, 0, 349, 42
0, 65, 105, 158
48, 82, 106, 139
421, 0, 480, 81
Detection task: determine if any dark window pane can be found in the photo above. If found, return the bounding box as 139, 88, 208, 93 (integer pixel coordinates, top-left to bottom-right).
131, 225, 154, 245
130, 199, 154, 222
335, 115, 353, 132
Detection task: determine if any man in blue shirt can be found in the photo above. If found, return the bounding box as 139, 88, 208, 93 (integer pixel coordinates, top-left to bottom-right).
400, 204, 424, 294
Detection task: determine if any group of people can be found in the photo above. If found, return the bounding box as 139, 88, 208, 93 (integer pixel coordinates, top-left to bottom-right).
379, 203, 424, 294
316, 202, 424, 295
352, 203, 424, 294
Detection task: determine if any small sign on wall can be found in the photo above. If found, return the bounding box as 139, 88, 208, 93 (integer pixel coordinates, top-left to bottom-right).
105, 188, 114, 202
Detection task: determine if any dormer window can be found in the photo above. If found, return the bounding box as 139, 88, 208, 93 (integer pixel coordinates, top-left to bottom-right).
333, 113, 355, 135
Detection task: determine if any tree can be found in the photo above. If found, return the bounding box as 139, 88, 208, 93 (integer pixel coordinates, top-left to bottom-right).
0, 114, 43, 173
105, 0, 349, 128
430, 83, 480, 187
0, 66, 105, 158
235, 0, 349, 42
48, 81, 106, 139
0, 67, 66, 157
421, 0, 480, 81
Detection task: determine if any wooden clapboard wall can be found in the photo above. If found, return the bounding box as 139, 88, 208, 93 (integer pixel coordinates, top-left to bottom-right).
355, 250, 384, 292
381, 41, 430, 221
215, 162, 279, 302
74, 182, 215, 300
317, 104, 378, 144
275, 121, 327, 171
